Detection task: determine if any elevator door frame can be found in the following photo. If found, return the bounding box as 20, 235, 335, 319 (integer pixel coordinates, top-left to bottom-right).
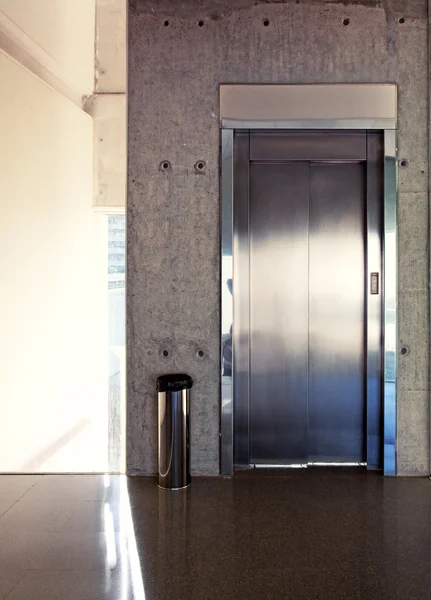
220, 84, 397, 476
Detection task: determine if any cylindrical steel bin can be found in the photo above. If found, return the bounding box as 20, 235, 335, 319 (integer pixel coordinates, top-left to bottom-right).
157, 373, 193, 490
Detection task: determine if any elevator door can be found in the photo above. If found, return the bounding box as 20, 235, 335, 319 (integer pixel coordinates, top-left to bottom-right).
233, 131, 382, 467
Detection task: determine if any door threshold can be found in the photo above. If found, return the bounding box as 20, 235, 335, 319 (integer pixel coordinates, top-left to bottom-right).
251, 462, 366, 469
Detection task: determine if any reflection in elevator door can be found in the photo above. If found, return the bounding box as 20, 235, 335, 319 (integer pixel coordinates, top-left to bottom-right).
249, 162, 309, 464
308, 164, 365, 463
249, 160, 365, 465
228, 128, 383, 468
232, 130, 384, 470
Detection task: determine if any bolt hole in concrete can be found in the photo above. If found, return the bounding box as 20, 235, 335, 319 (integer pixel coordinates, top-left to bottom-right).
164, 20, 169, 26
197, 350, 205, 358
159, 160, 171, 171
198, 20, 204, 27
343, 18, 350, 26
398, 17, 405, 24
263, 18, 270, 26
162, 350, 169, 358
400, 159, 408, 167
400, 346, 409, 356
195, 160, 206, 172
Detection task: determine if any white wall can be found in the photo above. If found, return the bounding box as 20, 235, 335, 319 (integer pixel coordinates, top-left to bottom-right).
0, 52, 107, 472
0, 0, 95, 92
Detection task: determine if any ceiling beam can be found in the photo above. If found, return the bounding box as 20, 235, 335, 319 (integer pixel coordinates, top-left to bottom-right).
0, 9, 91, 112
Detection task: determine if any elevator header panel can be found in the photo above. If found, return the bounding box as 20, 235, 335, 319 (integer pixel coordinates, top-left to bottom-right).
220, 84, 397, 130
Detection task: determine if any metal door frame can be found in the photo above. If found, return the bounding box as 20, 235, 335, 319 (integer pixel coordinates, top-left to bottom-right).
220, 84, 397, 476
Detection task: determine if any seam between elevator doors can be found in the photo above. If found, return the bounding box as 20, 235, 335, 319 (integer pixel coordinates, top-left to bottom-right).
307, 162, 310, 464
247, 131, 251, 464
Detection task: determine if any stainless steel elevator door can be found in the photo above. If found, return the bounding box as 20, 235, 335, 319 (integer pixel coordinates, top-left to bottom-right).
249, 160, 366, 465
308, 163, 365, 462
250, 163, 309, 463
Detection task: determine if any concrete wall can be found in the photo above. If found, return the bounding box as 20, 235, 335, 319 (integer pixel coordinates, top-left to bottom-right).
128, 0, 430, 475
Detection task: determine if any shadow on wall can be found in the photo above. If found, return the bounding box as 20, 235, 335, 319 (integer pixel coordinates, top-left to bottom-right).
20, 420, 90, 472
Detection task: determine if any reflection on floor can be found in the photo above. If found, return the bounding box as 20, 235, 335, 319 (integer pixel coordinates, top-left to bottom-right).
0, 471, 431, 599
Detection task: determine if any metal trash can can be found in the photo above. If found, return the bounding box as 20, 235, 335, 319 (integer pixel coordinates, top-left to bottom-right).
157, 373, 193, 490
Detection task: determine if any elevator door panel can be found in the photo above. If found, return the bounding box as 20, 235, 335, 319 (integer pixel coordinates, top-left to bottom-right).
308, 164, 365, 462
234, 131, 380, 468
249, 163, 309, 463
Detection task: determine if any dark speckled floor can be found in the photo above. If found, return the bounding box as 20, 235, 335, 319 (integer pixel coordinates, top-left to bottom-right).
1, 471, 431, 599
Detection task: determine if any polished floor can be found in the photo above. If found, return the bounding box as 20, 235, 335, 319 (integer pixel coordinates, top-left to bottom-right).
0, 470, 431, 599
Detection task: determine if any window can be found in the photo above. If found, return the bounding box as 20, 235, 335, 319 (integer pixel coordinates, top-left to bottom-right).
107, 214, 126, 471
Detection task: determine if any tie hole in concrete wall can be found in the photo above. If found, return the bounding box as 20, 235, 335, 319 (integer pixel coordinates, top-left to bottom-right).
156, 15, 412, 32
159, 160, 171, 171
194, 160, 206, 173
399, 159, 408, 167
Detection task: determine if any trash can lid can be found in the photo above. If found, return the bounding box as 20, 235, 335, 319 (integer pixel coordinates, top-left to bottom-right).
157, 373, 193, 392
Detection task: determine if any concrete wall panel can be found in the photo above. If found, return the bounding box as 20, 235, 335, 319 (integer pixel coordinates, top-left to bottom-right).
398, 193, 429, 293
396, 20, 428, 193
128, 0, 429, 475
397, 390, 430, 474
398, 290, 430, 393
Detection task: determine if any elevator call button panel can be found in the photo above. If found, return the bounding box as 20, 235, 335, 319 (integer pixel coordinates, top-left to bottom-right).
370, 273, 379, 295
